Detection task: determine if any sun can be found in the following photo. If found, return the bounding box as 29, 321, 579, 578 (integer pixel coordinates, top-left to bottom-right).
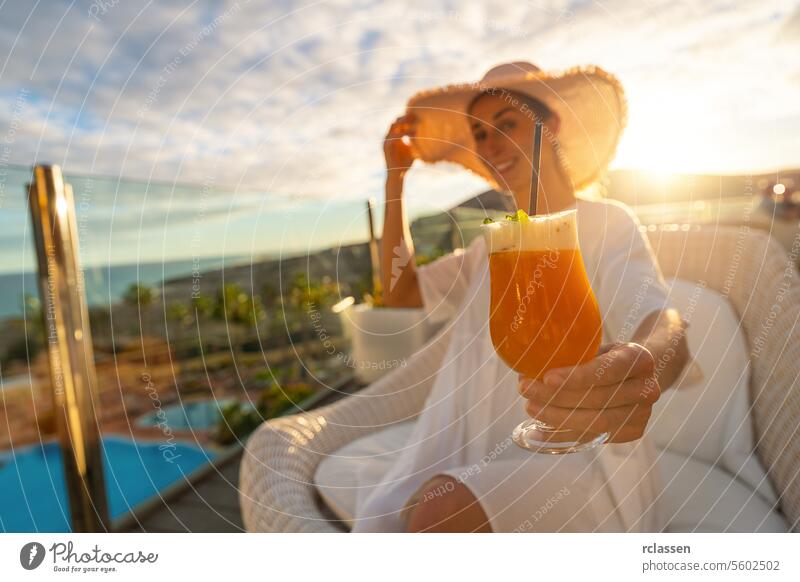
612, 111, 685, 174
612, 88, 716, 177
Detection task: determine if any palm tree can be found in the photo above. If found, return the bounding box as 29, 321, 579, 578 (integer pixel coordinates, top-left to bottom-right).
214, 282, 264, 326
287, 273, 341, 378
166, 300, 190, 323
123, 282, 156, 335
123, 282, 155, 308
212, 283, 265, 357
191, 293, 214, 319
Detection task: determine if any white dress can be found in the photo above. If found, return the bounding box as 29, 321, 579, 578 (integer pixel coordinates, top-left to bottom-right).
352, 198, 673, 532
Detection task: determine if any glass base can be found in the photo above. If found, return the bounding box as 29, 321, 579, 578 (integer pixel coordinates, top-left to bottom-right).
512, 418, 609, 454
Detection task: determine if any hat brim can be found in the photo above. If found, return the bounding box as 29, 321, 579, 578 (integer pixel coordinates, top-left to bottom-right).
405, 65, 627, 192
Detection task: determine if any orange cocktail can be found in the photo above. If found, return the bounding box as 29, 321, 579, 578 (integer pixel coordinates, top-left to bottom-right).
482, 209, 608, 453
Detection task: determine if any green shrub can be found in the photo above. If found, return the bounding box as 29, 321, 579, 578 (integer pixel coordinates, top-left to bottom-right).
213, 381, 315, 445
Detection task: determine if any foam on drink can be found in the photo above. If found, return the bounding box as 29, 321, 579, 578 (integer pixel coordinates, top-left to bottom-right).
481, 208, 578, 254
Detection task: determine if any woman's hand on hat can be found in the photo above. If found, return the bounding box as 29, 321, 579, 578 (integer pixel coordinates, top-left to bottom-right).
517, 342, 661, 444
384, 113, 418, 176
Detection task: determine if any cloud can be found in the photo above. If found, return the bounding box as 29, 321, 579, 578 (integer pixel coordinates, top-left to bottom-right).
1, 0, 798, 207
778, 4, 800, 41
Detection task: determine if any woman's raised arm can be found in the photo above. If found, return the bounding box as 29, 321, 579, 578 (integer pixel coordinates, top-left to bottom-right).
381, 114, 422, 308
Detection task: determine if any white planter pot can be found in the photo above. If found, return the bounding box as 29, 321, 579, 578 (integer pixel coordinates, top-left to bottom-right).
338, 304, 433, 384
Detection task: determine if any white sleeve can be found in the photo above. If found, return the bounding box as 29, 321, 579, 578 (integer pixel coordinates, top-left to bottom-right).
595, 203, 673, 343
416, 237, 482, 325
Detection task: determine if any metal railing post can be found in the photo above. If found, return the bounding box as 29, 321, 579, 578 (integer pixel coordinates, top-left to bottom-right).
27, 165, 109, 532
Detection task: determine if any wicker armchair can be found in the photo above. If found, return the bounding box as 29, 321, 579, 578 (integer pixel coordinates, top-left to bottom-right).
239, 225, 800, 532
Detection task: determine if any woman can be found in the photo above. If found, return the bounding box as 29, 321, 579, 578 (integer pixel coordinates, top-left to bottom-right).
354, 62, 689, 532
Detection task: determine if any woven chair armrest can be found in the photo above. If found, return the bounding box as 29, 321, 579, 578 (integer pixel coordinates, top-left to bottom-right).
239, 323, 453, 532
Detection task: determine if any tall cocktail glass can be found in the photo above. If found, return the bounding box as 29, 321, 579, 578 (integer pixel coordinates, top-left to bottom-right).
482, 209, 609, 453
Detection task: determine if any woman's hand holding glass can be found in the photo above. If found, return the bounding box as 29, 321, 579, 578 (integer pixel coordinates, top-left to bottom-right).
518, 342, 660, 444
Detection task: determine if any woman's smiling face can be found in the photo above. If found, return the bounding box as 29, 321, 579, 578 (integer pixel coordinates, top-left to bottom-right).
469, 92, 558, 196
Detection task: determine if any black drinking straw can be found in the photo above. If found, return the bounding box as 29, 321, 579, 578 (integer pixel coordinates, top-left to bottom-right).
529, 120, 543, 216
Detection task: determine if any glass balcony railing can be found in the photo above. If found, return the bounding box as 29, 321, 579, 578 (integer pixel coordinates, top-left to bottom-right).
0, 164, 463, 531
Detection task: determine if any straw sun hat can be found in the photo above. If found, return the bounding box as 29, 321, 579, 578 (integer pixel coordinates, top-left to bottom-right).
406, 61, 627, 191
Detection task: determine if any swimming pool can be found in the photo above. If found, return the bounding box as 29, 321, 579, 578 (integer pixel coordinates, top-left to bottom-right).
136, 398, 253, 431
0, 437, 214, 532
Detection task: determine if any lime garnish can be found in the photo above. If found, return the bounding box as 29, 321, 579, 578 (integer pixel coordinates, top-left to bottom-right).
482, 217, 494, 224
504, 209, 530, 223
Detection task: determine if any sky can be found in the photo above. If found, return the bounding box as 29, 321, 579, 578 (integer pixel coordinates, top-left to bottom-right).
1, 0, 799, 271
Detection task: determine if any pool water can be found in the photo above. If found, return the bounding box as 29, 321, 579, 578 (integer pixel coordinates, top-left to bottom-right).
136, 398, 253, 431
0, 437, 214, 532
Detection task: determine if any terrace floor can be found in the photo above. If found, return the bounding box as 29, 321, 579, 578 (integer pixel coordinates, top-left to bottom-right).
120, 447, 245, 533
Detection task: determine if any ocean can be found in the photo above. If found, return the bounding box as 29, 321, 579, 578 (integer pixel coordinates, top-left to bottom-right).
0, 256, 246, 320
